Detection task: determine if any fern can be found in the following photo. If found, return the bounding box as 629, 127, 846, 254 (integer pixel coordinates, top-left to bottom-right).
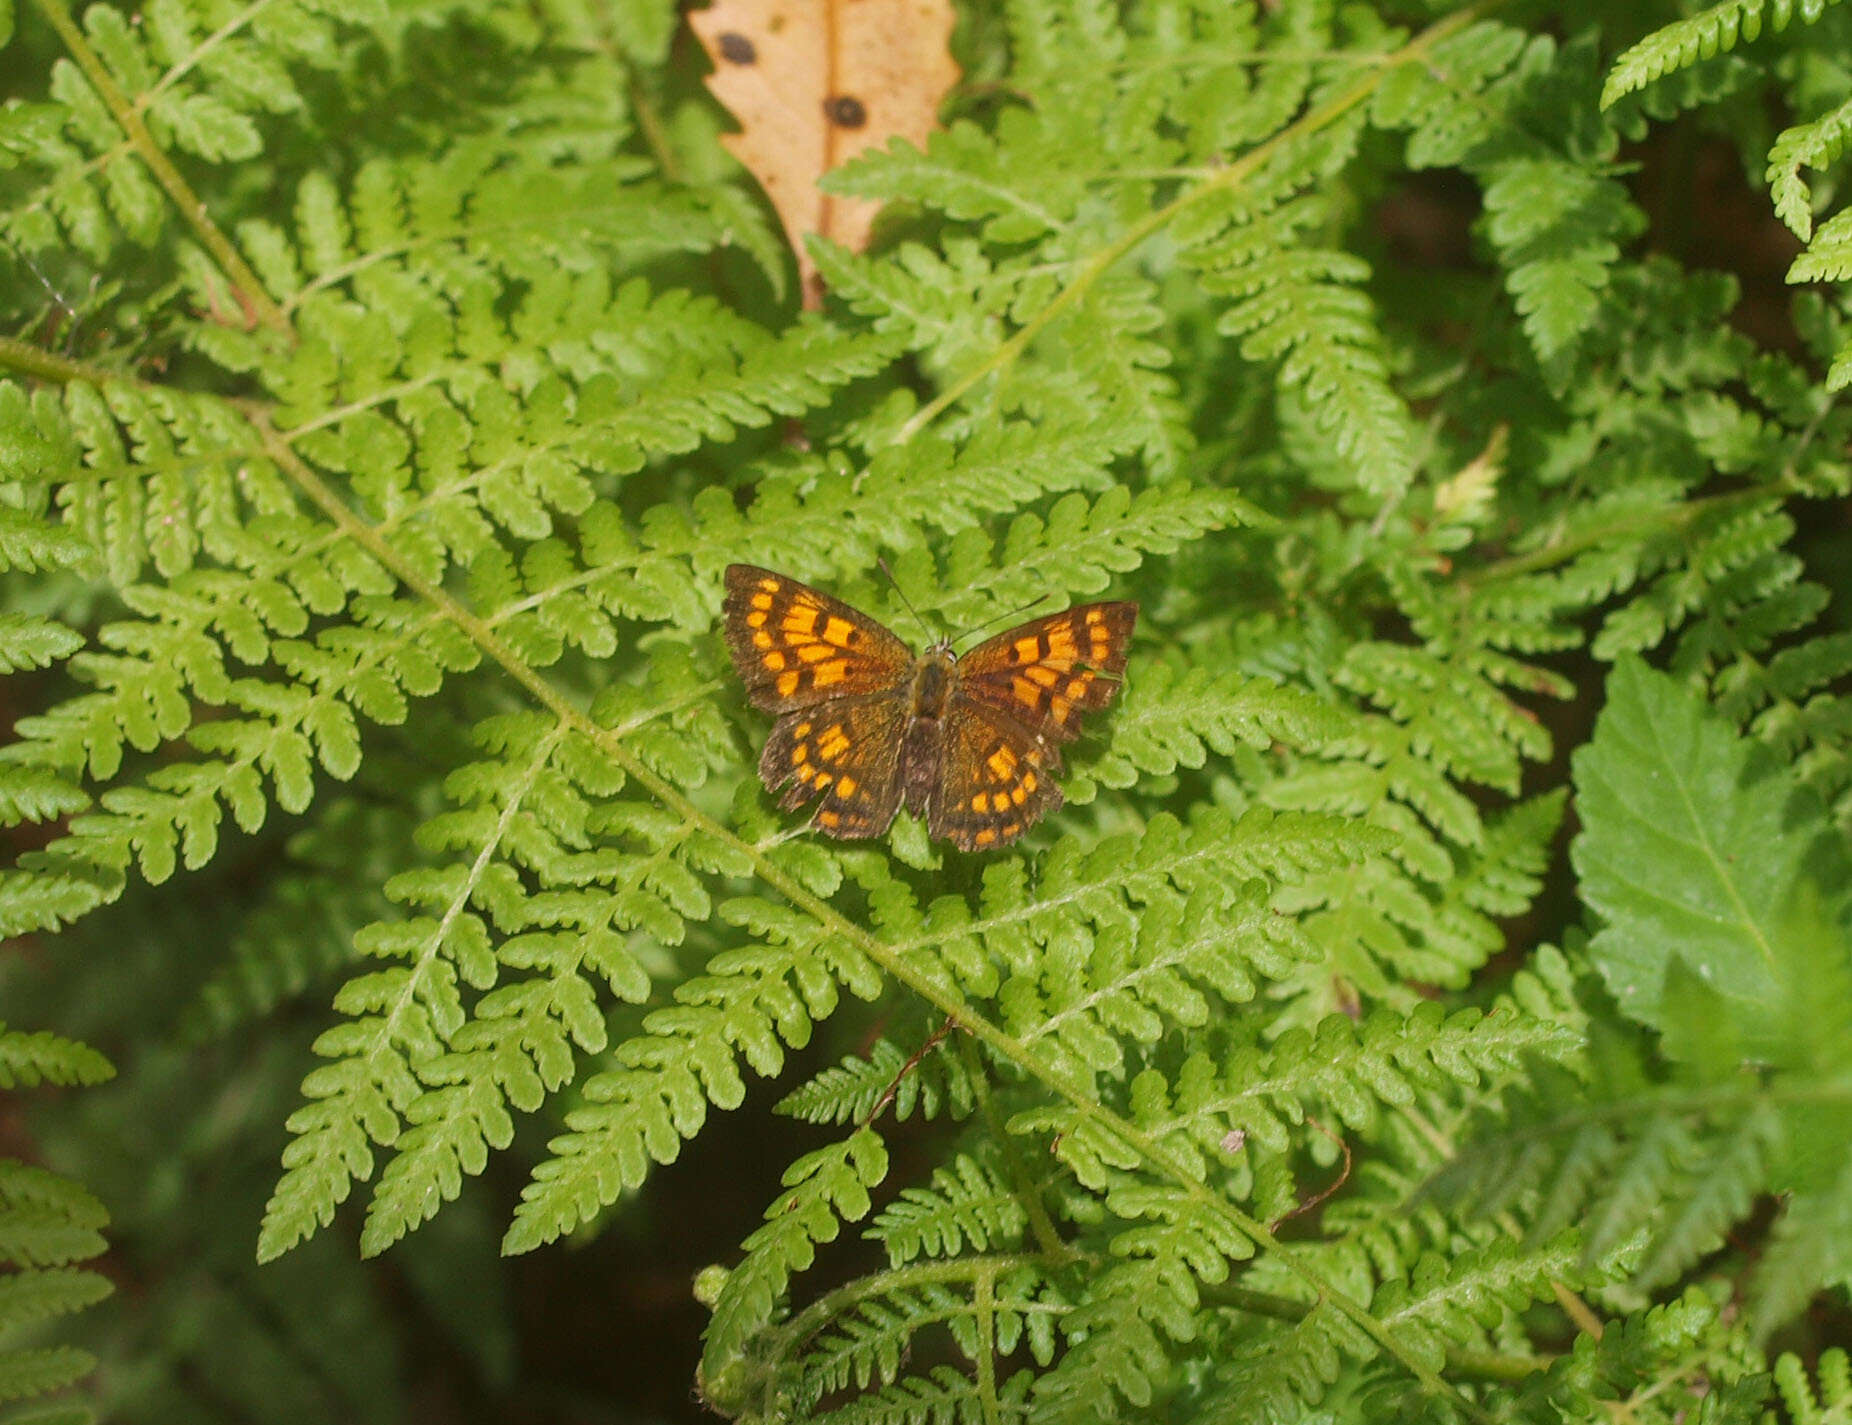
0, 1030, 112, 1423
1601, 1, 1848, 110
7, 0, 1852, 1418
1775, 1348, 1852, 1424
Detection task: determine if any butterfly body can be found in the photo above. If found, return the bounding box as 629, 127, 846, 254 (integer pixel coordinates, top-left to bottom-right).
723, 565, 1136, 850
895, 645, 952, 815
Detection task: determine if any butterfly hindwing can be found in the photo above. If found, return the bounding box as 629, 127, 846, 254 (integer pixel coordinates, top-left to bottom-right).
928, 700, 1063, 851
955, 602, 1138, 748
761, 695, 908, 838
723, 564, 912, 713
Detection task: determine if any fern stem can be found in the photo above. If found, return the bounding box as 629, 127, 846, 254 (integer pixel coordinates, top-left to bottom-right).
1203, 1282, 1551, 1382
758, 1253, 1051, 1365
891, 3, 1487, 445
0, 335, 123, 386
1459, 484, 1792, 589
974, 1261, 1001, 1425
26, 0, 289, 336
254, 421, 1491, 1421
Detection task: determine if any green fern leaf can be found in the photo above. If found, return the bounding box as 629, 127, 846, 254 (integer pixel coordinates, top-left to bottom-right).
1602, 0, 1848, 109
0, 1028, 114, 1090
701, 1130, 890, 1410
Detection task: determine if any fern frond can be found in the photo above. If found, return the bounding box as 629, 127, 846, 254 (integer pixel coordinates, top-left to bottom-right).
1602, 0, 1848, 109
1026, 1259, 1188, 1424
1133, 1004, 1578, 1182
263, 656, 740, 1259
1768, 96, 1852, 239
815, 1365, 1032, 1425
701, 1130, 890, 1411
1371, 1234, 1584, 1379
0, 1035, 111, 1421
0, 1027, 114, 1090
500, 880, 880, 1254
870, 1155, 1029, 1266
1079, 658, 1353, 794
1194, 1298, 1368, 1424
1204, 237, 1415, 498
777, 1034, 976, 1128
1774, 1347, 1852, 1425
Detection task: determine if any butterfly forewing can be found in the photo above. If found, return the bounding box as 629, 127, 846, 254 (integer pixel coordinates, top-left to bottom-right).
723, 564, 912, 712
954, 603, 1138, 749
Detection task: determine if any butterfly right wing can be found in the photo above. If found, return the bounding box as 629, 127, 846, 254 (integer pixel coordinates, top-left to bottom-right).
927, 698, 1064, 851
953, 602, 1138, 753
723, 564, 913, 713
762, 695, 909, 839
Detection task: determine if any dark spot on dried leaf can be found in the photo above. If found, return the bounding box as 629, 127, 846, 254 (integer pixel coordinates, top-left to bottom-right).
717, 31, 756, 64
826, 95, 868, 128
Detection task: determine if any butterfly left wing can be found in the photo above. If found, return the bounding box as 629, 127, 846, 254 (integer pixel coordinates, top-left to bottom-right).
954, 602, 1138, 759
723, 564, 913, 713
928, 701, 1065, 851
761, 694, 908, 839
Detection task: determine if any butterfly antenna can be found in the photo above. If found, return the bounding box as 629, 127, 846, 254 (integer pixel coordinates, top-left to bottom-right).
951, 592, 1053, 649
876, 556, 936, 644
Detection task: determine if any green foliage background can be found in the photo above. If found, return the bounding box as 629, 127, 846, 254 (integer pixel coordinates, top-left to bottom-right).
5, 0, 1852, 1419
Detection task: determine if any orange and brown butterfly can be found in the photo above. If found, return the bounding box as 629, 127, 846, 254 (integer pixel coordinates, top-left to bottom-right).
722, 564, 1137, 851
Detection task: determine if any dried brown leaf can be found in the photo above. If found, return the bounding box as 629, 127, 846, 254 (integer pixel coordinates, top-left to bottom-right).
690, 0, 960, 307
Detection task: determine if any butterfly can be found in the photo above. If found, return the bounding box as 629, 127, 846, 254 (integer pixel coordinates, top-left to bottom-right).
722, 565, 1137, 851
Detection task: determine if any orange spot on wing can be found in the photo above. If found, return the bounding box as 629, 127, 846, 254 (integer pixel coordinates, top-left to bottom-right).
971, 792, 989, 813
763, 651, 787, 671
986, 747, 1016, 779
823, 616, 856, 646
747, 610, 768, 628
797, 642, 834, 663
751, 592, 774, 611
817, 809, 842, 828
757, 578, 780, 593
776, 670, 801, 697
1013, 635, 1040, 663
1021, 770, 1037, 793
1025, 665, 1059, 687
753, 630, 774, 649
812, 660, 847, 688
974, 828, 997, 847
836, 775, 858, 797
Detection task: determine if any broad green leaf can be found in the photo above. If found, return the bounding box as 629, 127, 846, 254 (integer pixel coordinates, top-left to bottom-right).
1571, 658, 1852, 1058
